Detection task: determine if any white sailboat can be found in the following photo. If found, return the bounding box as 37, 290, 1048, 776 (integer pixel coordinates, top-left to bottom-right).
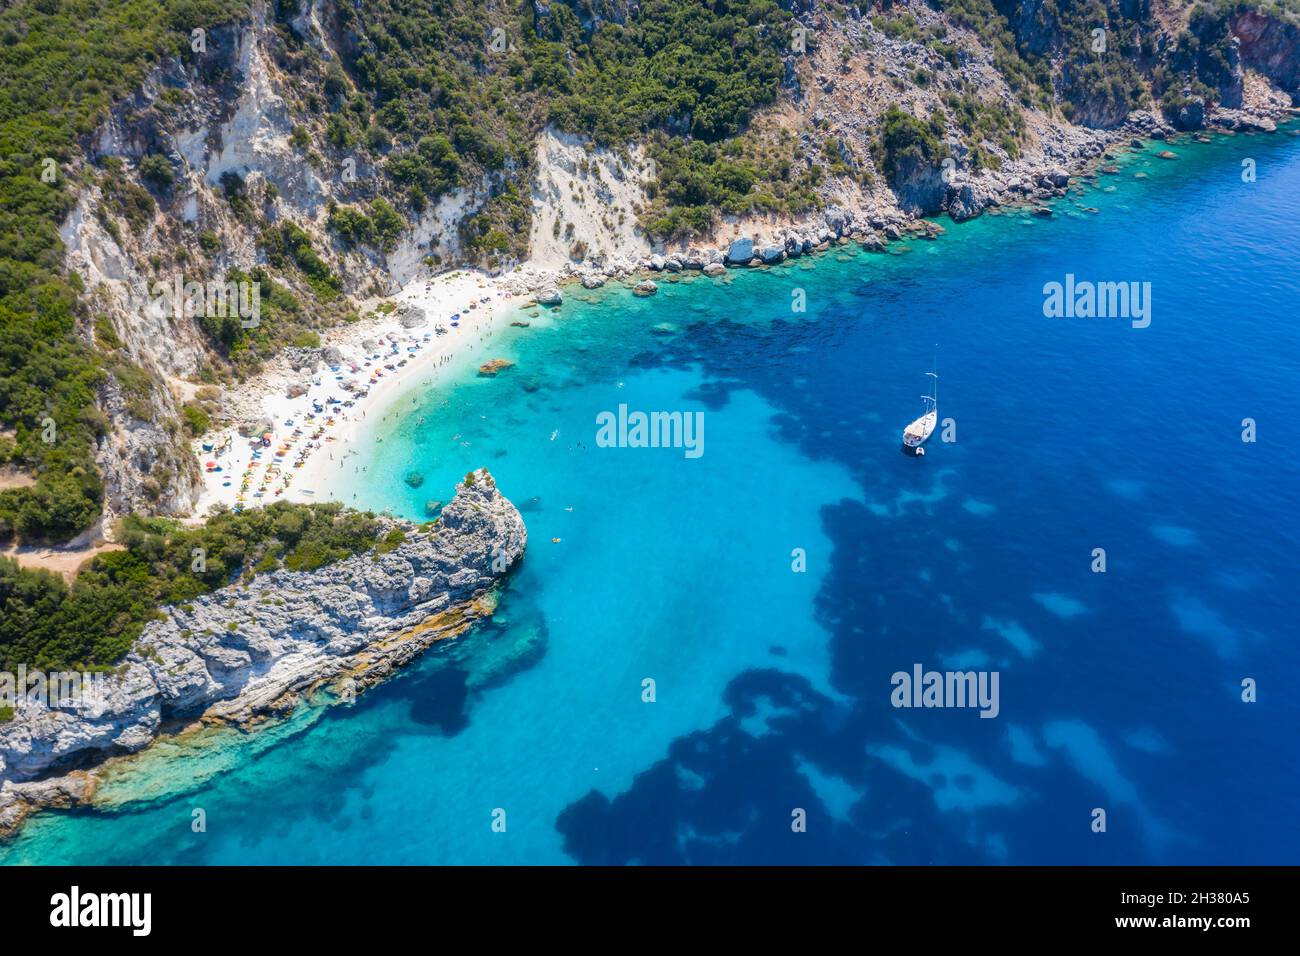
902, 358, 938, 456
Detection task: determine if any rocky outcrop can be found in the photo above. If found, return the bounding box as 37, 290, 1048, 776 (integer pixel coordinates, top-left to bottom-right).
0, 469, 526, 837
726, 237, 755, 264
94, 376, 203, 522
1233, 10, 1300, 97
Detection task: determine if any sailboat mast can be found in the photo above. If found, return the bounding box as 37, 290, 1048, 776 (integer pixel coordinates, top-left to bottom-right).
929, 347, 938, 409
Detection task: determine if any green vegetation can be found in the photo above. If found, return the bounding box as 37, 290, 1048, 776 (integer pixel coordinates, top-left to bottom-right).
1155, 4, 1244, 113
375, 527, 407, 555
643, 132, 821, 241
301, 0, 806, 252
259, 222, 343, 302
327, 198, 406, 252
0, 502, 395, 670
873, 106, 950, 183
936, 0, 1053, 109
942, 92, 1027, 168
0, 0, 250, 544
537, 0, 793, 143
180, 402, 211, 437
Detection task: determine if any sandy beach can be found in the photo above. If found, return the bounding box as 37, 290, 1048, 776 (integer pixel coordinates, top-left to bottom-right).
191, 269, 526, 516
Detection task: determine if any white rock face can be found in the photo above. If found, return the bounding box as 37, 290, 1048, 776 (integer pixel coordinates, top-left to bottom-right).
0, 470, 526, 835
529, 127, 653, 268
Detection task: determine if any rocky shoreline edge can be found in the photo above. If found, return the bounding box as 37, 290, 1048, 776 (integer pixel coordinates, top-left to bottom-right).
0, 469, 526, 840
520, 106, 1297, 304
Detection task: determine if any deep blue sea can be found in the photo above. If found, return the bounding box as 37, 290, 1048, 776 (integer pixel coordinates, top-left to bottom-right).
6, 129, 1300, 865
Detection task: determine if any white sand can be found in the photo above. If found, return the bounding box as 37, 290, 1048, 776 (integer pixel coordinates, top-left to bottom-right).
191, 269, 526, 516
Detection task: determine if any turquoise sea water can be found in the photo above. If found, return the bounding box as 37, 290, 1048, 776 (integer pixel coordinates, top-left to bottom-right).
6, 129, 1300, 864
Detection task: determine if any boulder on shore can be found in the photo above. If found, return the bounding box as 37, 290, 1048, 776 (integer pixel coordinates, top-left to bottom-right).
537, 287, 563, 306
399, 307, 428, 329
238, 417, 273, 439
726, 237, 754, 264
703, 262, 726, 276
1173, 97, 1205, 131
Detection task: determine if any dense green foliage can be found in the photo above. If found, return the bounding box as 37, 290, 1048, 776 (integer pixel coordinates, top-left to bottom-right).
874, 105, 950, 182
308, 0, 810, 250
537, 0, 793, 142
327, 197, 406, 252
0, 501, 390, 670
1155, 3, 1246, 113
0, 0, 250, 544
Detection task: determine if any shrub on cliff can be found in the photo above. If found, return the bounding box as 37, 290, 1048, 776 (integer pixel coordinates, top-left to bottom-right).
0, 0, 251, 545
0, 502, 395, 670
873, 106, 950, 183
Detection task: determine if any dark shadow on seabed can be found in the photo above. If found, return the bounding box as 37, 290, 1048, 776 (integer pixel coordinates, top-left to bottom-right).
12, 577, 553, 864
553, 256, 1300, 864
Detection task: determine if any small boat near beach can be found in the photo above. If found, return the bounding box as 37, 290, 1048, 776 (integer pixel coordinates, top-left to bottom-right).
901, 357, 939, 457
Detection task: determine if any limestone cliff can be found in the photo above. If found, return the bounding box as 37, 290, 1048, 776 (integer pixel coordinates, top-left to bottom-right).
39, 0, 1300, 533
0, 469, 526, 836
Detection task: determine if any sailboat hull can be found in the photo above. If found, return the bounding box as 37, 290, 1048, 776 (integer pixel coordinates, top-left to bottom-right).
900, 410, 937, 455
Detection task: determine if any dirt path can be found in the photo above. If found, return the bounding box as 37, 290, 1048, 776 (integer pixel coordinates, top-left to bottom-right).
0, 466, 36, 492
2, 541, 124, 582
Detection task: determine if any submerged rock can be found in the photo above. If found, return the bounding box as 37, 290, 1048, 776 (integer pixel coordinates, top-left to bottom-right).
478, 358, 515, 376
633, 279, 658, 296
404, 471, 425, 488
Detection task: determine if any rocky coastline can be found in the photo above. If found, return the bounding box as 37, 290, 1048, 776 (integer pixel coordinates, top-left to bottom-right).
0, 469, 526, 838
538, 106, 1297, 297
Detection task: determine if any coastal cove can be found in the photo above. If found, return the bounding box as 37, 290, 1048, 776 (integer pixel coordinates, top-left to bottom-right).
4, 128, 1299, 864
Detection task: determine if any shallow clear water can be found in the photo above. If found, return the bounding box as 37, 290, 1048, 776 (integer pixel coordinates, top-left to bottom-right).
7, 129, 1300, 864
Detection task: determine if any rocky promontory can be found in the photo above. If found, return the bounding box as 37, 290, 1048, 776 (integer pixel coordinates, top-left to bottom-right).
0, 469, 526, 837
